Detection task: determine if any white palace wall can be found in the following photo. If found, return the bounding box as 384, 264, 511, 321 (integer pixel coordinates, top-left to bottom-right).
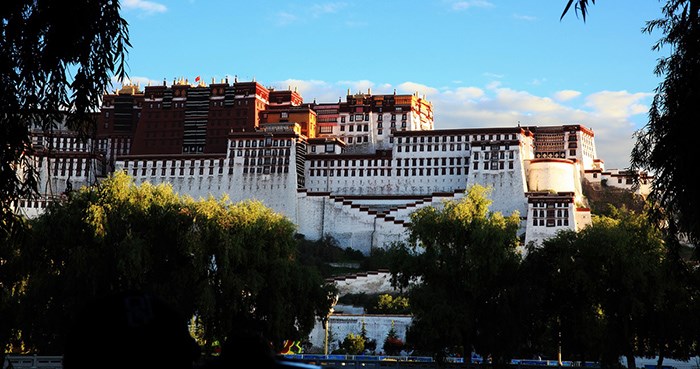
527, 159, 577, 194
20, 124, 643, 253
524, 205, 577, 247
468, 170, 529, 217
295, 191, 410, 254
115, 156, 300, 221
466, 144, 529, 218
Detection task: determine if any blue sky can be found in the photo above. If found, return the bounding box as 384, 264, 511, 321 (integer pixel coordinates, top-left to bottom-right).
117, 0, 667, 170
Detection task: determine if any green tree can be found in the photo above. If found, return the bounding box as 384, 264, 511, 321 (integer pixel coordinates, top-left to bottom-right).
637, 253, 698, 368
360, 320, 377, 353
10, 172, 336, 354
0, 217, 28, 359
0, 2, 129, 362
520, 230, 603, 362
387, 184, 522, 363
575, 209, 668, 368
524, 207, 671, 368
0, 0, 129, 233
631, 0, 700, 254
562, 0, 700, 253
373, 294, 410, 315
341, 333, 365, 355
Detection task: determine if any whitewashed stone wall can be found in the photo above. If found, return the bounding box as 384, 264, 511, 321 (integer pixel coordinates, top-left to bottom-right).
304, 166, 470, 196
295, 191, 326, 241
574, 208, 592, 232
468, 170, 529, 218
34, 155, 99, 198
20, 124, 624, 255
306, 315, 413, 354
527, 159, 577, 193
524, 205, 576, 247
294, 192, 412, 254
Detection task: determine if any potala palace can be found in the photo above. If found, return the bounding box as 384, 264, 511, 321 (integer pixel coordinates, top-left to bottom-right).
15, 78, 653, 253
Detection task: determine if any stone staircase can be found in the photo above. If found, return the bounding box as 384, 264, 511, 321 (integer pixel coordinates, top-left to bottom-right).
324, 188, 467, 228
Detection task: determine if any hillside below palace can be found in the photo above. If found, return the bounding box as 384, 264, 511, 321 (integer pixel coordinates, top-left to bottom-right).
16, 77, 652, 253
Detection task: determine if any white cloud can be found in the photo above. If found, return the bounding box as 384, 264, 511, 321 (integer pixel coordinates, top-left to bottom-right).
491, 87, 561, 113
585, 90, 652, 119
451, 0, 494, 11
271, 79, 338, 102
396, 82, 439, 98
122, 0, 166, 14
486, 81, 502, 90
554, 90, 582, 101
446, 87, 485, 100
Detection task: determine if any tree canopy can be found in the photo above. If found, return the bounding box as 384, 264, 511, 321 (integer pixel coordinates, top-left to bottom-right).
562, 0, 700, 252
0, 2, 131, 364
387, 184, 523, 363
386, 186, 699, 366
0, 0, 130, 236
4, 171, 337, 355
524, 207, 670, 367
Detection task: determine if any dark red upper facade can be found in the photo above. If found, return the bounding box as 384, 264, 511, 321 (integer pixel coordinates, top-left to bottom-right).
97, 79, 302, 156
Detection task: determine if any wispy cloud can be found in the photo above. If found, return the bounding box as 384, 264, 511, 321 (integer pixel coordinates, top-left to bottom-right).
275, 11, 298, 26
451, 0, 494, 11
554, 90, 582, 101
483, 72, 504, 79
513, 13, 537, 21
122, 0, 167, 14
274, 2, 349, 26
486, 81, 502, 90
310, 2, 347, 17
530, 78, 547, 86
